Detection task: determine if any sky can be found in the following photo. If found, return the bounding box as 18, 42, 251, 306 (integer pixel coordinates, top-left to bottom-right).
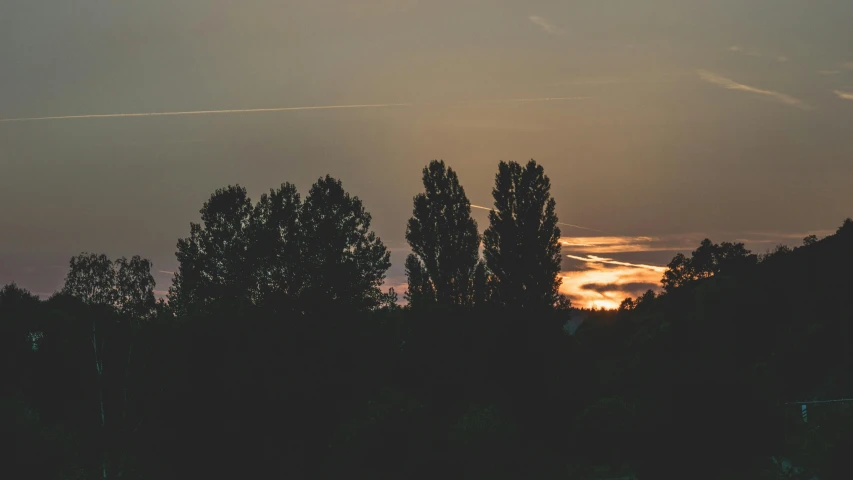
1, 0, 852, 308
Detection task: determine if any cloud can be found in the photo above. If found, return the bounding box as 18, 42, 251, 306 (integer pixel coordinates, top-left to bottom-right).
697, 70, 812, 110
470, 204, 606, 233
818, 70, 841, 76
580, 282, 658, 294
841, 61, 853, 71
560, 235, 693, 254
557, 229, 830, 309
833, 90, 853, 101
565, 254, 667, 272
776, 56, 789, 63
728, 45, 760, 57
560, 261, 664, 310
529, 15, 564, 35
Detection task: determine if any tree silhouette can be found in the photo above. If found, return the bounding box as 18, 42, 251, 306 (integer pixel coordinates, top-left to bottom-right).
483, 160, 563, 309
404, 253, 436, 308
62, 253, 118, 306
662, 239, 756, 291
169, 185, 254, 315
115, 256, 156, 320
61, 253, 155, 319
299, 175, 391, 313
472, 260, 494, 307
405, 160, 481, 308
248, 183, 303, 307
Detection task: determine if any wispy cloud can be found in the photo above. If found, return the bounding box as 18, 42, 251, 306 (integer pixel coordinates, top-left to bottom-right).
470, 204, 606, 233
841, 61, 853, 71
558, 229, 831, 309
581, 281, 658, 294
834, 90, 853, 101
560, 235, 692, 254
818, 70, 841, 76
529, 15, 565, 35
697, 70, 812, 110
728, 45, 761, 57
776, 56, 789, 63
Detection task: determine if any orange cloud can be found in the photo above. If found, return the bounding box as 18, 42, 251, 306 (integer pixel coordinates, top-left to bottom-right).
560, 259, 664, 310
560, 235, 691, 254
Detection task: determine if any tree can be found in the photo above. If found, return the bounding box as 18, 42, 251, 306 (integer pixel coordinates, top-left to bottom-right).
60, 253, 153, 477
405, 160, 481, 307
482, 160, 563, 309
472, 260, 495, 307
169, 185, 254, 315
404, 254, 436, 308
115, 256, 156, 320
662, 240, 757, 291
299, 175, 391, 313
61, 253, 156, 319
248, 183, 303, 306
62, 253, 117, 306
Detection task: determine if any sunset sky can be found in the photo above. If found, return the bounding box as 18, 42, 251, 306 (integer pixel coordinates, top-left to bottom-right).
1, 0, 852, 307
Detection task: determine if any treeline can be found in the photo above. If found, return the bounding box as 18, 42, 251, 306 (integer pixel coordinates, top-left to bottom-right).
2, 159, 853, 479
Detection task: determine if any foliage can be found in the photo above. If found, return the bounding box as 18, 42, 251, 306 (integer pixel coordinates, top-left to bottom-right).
483, 159, 563, 309
62, 253, 156, 319
405, 160, 480, 308
299, 175, 391, 313
170, 177, 391, 315
661, 239, 757, 291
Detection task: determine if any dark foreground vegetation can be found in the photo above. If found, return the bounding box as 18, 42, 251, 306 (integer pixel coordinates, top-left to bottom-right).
2, 160, 852, 479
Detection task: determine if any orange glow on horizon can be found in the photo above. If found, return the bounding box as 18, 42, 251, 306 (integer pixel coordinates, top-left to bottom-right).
559, 256, 664, 310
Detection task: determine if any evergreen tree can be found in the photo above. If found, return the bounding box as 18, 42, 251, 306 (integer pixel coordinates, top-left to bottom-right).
483, 160, 563, 309
405, 160, 481, 308
404, 253, 436, 308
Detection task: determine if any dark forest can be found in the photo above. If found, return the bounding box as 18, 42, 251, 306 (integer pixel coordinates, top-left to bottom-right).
3, 160, 852, 479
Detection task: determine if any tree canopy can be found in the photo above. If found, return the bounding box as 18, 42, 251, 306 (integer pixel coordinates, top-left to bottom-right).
62, 252, 156, 319
661, 239, 757, 291
170, 178, 391, 315
483, 159, 563, 309
405, 160, 480, 308
299, 175, 391, 313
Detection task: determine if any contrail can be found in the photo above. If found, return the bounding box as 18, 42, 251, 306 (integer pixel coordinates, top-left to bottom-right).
0, 103, 414, 123
0, 97, 591, 123
470, 204, 606, 233
565, 254, 666, 272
